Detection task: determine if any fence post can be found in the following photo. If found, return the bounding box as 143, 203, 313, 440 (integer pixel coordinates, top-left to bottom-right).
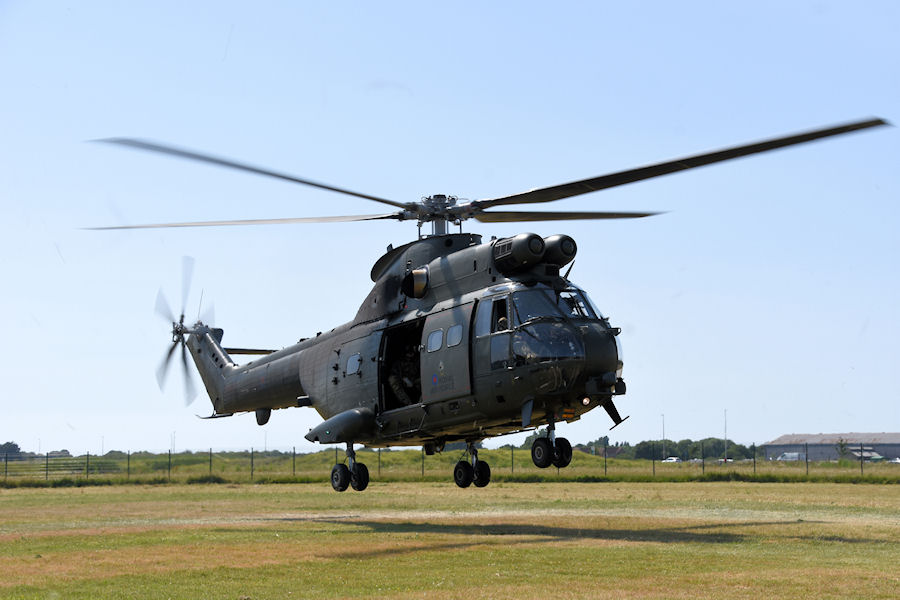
701, 441, 705, 475
421, 447, 425, 478
805, 443, 809, 476
4, 453, 7, 480
652, 441, 656, 477
378, 448, 381, 476
292, 446, 296, 477
127, 451, 130, 480
45, 453, 49, 480
86, 452, 90, 478
860, 443, 864, 475
167, 450, 171, 481
251, 448, 255, 481
511, 445, 514, 474
209, 448, 213, 476
752, 443, 756, 476
603, 442, 607, 476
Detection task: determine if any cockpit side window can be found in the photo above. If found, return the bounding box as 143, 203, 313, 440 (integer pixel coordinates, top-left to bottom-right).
556, 290, 598, 319
474, 298, 493, 338
491, 297, 510, 332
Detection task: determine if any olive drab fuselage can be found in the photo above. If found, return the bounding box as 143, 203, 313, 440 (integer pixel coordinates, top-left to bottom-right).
185, 232, 628, 450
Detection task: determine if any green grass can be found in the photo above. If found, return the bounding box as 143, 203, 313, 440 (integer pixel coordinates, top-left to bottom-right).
0, 482, 898, 599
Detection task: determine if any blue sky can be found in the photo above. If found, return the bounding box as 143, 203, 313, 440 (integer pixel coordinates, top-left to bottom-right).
1, 2, 897, 455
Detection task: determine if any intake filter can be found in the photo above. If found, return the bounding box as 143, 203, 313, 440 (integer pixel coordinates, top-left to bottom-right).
542, 234, 577, 267
493, 233, 545, 275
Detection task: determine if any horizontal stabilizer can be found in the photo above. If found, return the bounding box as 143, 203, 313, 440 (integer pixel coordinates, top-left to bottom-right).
223, 347, 277, 355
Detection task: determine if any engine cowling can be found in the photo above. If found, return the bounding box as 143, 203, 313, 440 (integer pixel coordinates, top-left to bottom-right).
542, 234, 577, 267
492, 233, 545, 275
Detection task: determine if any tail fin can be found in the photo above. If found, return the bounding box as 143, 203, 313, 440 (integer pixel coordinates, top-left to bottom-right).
185, 325, 236, 414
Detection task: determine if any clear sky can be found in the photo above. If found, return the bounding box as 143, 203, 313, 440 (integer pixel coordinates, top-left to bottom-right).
1, 2, 897, 455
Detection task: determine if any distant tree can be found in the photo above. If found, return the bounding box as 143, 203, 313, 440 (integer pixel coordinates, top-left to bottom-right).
519, 428, 548, 449
0, 441, 21, 458
836, 438, 850, 459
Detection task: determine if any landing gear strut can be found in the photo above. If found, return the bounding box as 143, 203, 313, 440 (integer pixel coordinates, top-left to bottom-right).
531, 420, 572, 469
331, 443, 369, 492
453, 442, 491, 488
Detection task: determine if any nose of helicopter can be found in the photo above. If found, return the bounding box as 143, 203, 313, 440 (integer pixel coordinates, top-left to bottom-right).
580, 322, 623, 385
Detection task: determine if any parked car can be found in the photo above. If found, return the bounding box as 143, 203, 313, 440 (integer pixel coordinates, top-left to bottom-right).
662, 456, 681, 463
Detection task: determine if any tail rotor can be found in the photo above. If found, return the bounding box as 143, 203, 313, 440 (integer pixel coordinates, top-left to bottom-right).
155, 256, 198, 405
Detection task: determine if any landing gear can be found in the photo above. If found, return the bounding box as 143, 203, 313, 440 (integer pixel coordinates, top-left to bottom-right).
331, 443, 369, 492
531, 420, 572, 469
454, 442, 491, 488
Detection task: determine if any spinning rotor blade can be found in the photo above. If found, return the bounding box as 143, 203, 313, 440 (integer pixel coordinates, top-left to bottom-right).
154, 289, 174, 322
86, 213, 401, 230
156, 342, 178, 390
474, 210, 662, 223
476, 118, 889, 209
181, 256, 194, 316
180, 343, 197, 405
95, 138, 408, 209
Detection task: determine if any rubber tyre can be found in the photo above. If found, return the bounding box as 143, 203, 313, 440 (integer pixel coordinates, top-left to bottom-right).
453, 460, 474, 488
531, 438, 553, 468
552, 437, 573, 468
331, 463, 351, 492
473, 460, 491, 488
350, 462, 369, 492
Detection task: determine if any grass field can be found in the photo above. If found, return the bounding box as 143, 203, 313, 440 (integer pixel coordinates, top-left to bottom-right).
1, 481, 898, 599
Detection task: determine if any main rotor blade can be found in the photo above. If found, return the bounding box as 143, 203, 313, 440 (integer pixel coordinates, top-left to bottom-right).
86, 213, 401, 230
477, 118, 889, 209
474, 210, 662, 223
95, 138, 408, 210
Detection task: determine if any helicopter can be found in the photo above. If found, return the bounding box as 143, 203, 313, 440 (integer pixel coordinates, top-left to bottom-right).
93, 117, 886, 491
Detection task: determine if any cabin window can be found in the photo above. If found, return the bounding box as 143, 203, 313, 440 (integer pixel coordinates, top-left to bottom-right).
426, 329, 443, 352
346, 353, 361, 375
446, 324, 463, 347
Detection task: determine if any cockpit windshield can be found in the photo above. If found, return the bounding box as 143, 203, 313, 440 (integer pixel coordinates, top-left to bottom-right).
510, 287, 601, 324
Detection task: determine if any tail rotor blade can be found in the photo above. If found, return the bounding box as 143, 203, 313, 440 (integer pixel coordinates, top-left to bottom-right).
180, 342, 197, 405
181, 256, 195, 315
154, 289, 175, 322
156, 342, 178, 390
200, 302, 215, 326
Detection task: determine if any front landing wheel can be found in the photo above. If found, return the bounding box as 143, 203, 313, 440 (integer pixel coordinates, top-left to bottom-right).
350, 463, 369, 491
331, 464, 351, 492
531, 438, 553, 468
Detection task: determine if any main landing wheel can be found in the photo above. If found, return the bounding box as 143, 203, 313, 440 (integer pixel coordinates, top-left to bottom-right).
350, 462, 369, 491
531, 437, 553, 469
331, 464, 351, 492
473, 460, 491, 488
453, 460, 474, 488
552, 437, 573, 468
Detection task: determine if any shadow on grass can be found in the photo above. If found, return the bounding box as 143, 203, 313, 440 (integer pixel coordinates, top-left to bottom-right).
273, 517, 879, 559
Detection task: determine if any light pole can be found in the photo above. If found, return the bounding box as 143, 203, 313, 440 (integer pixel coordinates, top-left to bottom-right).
661, 414, 666, 459
723, 409, 728, 462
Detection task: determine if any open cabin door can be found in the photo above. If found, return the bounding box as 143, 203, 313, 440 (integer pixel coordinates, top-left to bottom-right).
420, 302, 474, 403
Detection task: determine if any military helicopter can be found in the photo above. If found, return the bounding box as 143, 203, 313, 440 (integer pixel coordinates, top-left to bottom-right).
93, 118, 886, 491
